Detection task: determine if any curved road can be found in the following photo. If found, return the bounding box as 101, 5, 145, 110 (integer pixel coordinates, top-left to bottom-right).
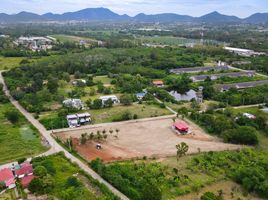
0, 71, 129, 200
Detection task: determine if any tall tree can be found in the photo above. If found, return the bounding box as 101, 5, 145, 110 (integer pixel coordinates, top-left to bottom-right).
176, 142, 189, 161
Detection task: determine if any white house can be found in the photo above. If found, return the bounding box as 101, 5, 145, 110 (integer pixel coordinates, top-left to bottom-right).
66, 112, 91, 128
99, 95, 120, 105
67, 114, 79, 127
63, 99, 84, 110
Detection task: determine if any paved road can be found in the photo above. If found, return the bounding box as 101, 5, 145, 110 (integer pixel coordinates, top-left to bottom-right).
0, 71, 129, 200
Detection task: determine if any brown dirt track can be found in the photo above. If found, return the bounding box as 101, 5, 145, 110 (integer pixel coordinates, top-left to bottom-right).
55, 117, 242, 162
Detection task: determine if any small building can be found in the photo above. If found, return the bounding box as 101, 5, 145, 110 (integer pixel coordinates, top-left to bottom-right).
66, 114, 79, 127
173, 122, 189, 133
72, 79, 87, 86
169, 90, 197, 102
99, 95, 120, 105
63, 99, 84, 110
15, 163, 33, 179
262, 108, 268, 114
67, 113, 91, 128
243, 113, 256, 119
152, 80, 164, 87
77, 113, 91, 125
0, 168, 16, 189
136, 92, 147, 100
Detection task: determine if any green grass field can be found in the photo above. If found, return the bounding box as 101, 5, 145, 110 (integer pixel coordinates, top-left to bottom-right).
0, 103, 47, 164
39, 103, 172, 129
0, 57, 25, 70
50, 34, 97, 44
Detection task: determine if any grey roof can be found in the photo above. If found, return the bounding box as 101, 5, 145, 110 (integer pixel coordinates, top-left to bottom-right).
169, 90, 197, 101
191, 71, 256, 82
218, 80, 268, 91
170, 66, 229, 74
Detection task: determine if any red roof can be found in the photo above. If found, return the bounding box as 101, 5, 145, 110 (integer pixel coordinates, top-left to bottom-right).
0, 168, 15, 187
153, 80, 164, 85
174, 121, 189, 132
15, 163, 33, 177
21, 175, 35, 188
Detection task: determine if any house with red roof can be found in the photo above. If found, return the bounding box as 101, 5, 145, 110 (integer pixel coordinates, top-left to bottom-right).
21, 175, 35, 188
15, 163, 33, 178
0, 168, 16, 189
152, 80, 164, 87
173, 121, 189, 133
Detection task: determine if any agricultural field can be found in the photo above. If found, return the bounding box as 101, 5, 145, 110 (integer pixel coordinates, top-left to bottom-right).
28, 153, 118, 199
0, 102, 47, 164
54, 117, 240, 162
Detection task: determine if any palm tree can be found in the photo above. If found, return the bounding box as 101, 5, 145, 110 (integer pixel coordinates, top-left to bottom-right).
176, 142, 189, 161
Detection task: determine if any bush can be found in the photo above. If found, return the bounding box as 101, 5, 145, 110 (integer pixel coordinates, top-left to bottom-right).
34, 166, 48, 177
222, 126, 258, 145
5, 110, 19, 124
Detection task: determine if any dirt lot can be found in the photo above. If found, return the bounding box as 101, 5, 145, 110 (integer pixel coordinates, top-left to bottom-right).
55, 117, 241, 162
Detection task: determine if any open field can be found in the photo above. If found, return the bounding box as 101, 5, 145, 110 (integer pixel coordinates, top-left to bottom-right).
55, 117, 241, 162
0, 103, 47, 164
50, 34, 98, 44
0, 57, 25, 70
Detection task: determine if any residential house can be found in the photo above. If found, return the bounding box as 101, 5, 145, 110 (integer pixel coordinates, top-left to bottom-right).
169, 89, 197, 102
0, 168, 16, 189
136, 92, 147, 100
21, 175, 35, 188
99, 95, 120, 105
15, 163, 33, 179
67, 112, 91, 128
152, 80, 164, 87
63, 99, 84, 110
67, 114, 79, 127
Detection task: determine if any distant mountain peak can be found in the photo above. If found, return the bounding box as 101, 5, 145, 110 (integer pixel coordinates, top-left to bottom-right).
0, 8, 267, 24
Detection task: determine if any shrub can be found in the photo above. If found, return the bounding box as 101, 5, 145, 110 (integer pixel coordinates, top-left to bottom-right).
5, 110, 19, 124
222, 126, 258, 145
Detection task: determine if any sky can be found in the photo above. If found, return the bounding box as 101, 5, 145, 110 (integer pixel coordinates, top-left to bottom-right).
1, 0, 268, 18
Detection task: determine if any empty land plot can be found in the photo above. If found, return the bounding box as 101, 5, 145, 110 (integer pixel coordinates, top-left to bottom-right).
55, 117, 241, 162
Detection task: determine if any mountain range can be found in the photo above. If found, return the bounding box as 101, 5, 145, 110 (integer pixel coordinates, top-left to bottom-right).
0, 8, 268, 24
